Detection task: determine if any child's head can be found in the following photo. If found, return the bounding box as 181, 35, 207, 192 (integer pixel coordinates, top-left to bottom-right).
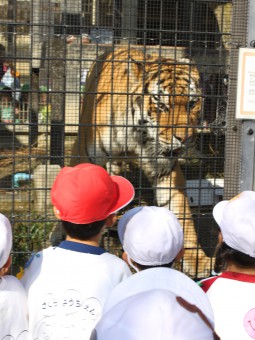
213, 191, 255, 271
0, 213, 12, 274
117, 206, 184, 271
91, 289, 219, 340
61, 220, 107, 240
51, 163, 135, 238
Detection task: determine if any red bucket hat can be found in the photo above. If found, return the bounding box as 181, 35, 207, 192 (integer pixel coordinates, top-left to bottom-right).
51, 163, 135, 224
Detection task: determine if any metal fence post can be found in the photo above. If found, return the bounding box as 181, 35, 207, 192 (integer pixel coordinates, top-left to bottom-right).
49, 36, 66, 167
240, 0, 255, 191
223, 0, 248, 199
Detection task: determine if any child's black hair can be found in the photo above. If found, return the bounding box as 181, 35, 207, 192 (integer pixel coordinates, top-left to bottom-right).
133, 261, 174, 271
62, 219, 106, 241
214, 241, 255, 273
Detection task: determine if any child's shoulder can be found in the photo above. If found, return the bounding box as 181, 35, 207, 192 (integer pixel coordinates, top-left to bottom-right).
1, 274, 27, 292
25, 251, 43, 268
102, 251, 127, 261
16, 249, 47, 279
100, 252, 131, 274
198, 274, 220, 293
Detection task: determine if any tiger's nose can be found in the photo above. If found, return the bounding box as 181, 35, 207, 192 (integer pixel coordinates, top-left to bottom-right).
174, 134, 194, 145
173, 126, 194, 142
173, 135, 184, 142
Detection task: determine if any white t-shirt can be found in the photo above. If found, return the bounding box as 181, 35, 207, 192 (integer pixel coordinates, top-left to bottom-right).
21, 241, 131, 340
200, 271, 255, 339
103, 267, 214, 325
0, 275, 29, 339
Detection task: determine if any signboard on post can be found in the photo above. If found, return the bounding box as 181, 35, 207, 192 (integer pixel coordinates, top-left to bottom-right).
236, 48, 255, 119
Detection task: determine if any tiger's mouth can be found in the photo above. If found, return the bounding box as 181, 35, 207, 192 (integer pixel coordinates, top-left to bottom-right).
161, 148, 182, 158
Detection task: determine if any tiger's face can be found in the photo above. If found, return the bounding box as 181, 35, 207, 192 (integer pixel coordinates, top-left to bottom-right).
77, 49, 202, 177
127, 58, 201, 171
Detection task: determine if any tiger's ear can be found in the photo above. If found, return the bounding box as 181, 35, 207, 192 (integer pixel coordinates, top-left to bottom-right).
128, 57, 144, 81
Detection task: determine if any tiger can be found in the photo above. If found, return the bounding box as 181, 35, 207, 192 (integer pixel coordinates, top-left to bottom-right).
71, 48, 212, 278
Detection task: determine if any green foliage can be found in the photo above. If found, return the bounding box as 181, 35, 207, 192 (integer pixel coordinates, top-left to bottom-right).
12, 214, 53, 274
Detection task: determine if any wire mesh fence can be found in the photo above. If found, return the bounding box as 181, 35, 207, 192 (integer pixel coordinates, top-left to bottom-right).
0, 0, 243, 279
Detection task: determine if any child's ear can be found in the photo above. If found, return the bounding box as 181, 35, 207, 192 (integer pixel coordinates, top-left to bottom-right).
218, 231, 223, 244
122, 251, 129, 265
0, 255, 12, 276
175, 247, 185, 262
53, 206, 61, 220
105, 214, 117, 227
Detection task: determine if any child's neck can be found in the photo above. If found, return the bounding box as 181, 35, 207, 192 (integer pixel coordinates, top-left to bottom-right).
226, 263, 255, 275
65, 235, 100, 247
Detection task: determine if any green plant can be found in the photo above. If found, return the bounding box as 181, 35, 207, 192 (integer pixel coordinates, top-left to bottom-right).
12, 214, 54, 275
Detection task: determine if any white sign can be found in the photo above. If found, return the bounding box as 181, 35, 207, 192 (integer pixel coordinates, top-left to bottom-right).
236, 48, 255, 119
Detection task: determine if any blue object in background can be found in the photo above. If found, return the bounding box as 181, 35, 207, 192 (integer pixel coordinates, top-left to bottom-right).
12, 173, 33, 188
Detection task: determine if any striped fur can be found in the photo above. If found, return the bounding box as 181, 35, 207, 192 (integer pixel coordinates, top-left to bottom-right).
71, 48, 211, 277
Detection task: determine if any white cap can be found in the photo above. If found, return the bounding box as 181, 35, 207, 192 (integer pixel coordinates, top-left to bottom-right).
91, 289, 218, 340
0, 213, 12, 268
213, 191, 255, 257
103, 267, 214, 325
118, 206, 184, 265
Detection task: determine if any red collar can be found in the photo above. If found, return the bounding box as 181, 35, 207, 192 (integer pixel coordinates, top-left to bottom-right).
220, 271, 255, 283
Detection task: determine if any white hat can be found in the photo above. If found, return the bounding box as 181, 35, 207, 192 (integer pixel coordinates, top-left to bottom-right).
0, 213, 12, 268
118, 206, 184, 266
91, 289, 218, 340
213, 191, 255, 257
103, 267, 215, 324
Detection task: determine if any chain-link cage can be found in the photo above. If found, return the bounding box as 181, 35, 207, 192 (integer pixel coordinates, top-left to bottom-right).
0, 0, 245, 279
